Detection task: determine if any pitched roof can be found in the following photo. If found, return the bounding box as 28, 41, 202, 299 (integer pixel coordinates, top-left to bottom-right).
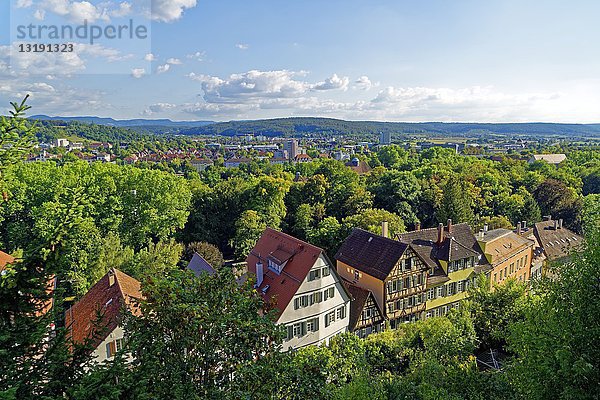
345, 160, 372, 174
531, 154, 567, 164
65, 269, 142, 349
246, 228, 323, 320
396, 223, 489, 274
534, 220, 584, 260
187, 252, 216, 276
343, 282, 384, 331
335, 228, 408, 281
0, 250, 15, 271
477, 229, 534, 265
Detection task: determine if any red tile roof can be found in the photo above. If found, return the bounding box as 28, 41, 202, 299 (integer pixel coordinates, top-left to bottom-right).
65, 269, 142, 349
246, 228, 323, 320
0, 250, 15, 271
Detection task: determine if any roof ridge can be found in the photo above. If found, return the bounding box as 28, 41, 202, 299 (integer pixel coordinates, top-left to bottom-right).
352, 227, 405, 247
264, 227, 324, 253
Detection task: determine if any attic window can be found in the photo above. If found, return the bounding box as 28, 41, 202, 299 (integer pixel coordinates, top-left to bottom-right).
368, 237, 373, 242
105, 298, 113, 307
261, 285, 271, 294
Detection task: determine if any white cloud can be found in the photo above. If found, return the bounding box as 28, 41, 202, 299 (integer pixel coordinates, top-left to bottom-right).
33, 9, 46, 20
166, 58, 182, 65
37, 0, 110, 23
142, 102, 177, 115
131, 68, 145, 78
144, 53, 156, 62
156, 63, 170, 74
235, 43, 249, 50
312, 74, 349, 91
186, 51, 205, 61
111, 1, 132, 17
150, 0, 197, 22
75, 44, 132, 62
16, 0, 33, 7
354, 75, 375, 91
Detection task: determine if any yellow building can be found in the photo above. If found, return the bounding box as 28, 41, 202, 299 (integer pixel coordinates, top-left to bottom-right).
396, 220, 491, 318
476, 227, 534, 287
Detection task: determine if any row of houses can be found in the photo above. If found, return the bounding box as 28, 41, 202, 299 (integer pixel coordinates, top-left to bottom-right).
47, 216, 582, 363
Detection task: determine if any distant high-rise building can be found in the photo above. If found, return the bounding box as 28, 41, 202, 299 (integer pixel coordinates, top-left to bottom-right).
380, 131, 391, 145
283, 139, 300, 160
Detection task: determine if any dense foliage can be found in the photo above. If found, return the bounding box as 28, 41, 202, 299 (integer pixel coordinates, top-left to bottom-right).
2, 100, 600, 399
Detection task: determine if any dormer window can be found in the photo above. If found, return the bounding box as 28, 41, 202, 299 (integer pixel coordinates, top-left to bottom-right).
267, 247, 293, 275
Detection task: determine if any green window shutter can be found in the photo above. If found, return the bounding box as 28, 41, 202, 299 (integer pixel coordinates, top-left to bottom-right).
301, 322, 307, 336
287, 325, 293, 340
314, 317, 319, 331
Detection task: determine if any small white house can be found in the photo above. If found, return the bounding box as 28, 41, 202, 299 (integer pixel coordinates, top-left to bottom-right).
246, 228, 351, 350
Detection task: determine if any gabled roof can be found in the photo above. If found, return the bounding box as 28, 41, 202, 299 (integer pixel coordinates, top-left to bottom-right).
530, 154, 566, 164
335, 228, 408, 281
477, 229, 534, 265
0, 250, 15, 271
345, 160, 372, 174
187, 252, 216, 276
533, 220, 584, 260
396, 223, 488, 274
65, 269, 142, 349
343, 282, 384, 331
246, 228, 323, 320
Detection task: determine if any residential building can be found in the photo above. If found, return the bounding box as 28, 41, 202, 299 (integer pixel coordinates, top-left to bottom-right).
246, 228, 351, 350
344, 282, 385, 338
187, 252, 216, 277
345, 157, 372, 174
224, 157, 252, 168
283, 139, 300, 160
190, 158, 214, 172
54, 138, 70, 147
335, 224, 429, 328
294, 154, 312, 163
379, 131, 391, 145
65, 269, 142, 362
396, 221, 490, 319
528, 154, 567, 165
533, 217, 584, 272
476, 227, 534, 287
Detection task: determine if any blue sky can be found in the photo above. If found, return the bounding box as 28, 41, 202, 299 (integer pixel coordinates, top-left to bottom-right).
1, 0, 599, 122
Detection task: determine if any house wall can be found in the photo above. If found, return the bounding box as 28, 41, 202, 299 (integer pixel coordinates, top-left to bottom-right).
336, 260, 384, 308
92, 325, 127, 363
425, 267, 477, 315
489, 246, 533, 288
279, 254, 350, 350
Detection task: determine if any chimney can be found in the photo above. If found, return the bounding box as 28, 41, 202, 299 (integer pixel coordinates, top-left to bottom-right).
255, 261, 264, 287
415, 221, 421, 231
559, 219, 563, 229
479, 229, 484, 239
522, 220, 527, 230
553, 220, 558, 230
544, 215, 552, 221
382, 221, 389, 238
517, 223, 521, 235
484, 224, 489, 233
108, 269, 116, 286
447, 219, 453, 234
437, 223, 444, 244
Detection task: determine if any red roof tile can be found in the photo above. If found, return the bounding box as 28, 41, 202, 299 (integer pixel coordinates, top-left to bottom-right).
65, 269, 142, 349
246, 228, 323, 320
0, 250, 15, 271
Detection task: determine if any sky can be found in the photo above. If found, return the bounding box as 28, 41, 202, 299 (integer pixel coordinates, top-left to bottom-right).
1, 0, 599, 122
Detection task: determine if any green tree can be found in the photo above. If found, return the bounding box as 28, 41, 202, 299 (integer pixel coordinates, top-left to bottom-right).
183, 241, 224, 268
124, 268, 283, 399
436, 175, 475, 225
230, 210, 267, 260
507, 226, 600, 399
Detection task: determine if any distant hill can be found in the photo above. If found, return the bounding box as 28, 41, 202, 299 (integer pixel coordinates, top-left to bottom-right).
29, 116, 600, 138
178, 118, 600, 138
29, 115, 214, 129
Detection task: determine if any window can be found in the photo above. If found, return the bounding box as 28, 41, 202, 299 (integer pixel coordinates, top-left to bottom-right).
292, 322, 303, 337
388, 302, 395, 313
437, 287, 443, 297
336, 306, 346, 320
322, 267, 330, 276
115, 338, 125, 352
362, 307, 373, 320
307, 317, 319, 332
309, 269, 321, 281
328, 287, 335, 299
325, 311, 336, 327
106, 341, 116, 358
457, 281, 464, 293
427, 288, 435, 300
